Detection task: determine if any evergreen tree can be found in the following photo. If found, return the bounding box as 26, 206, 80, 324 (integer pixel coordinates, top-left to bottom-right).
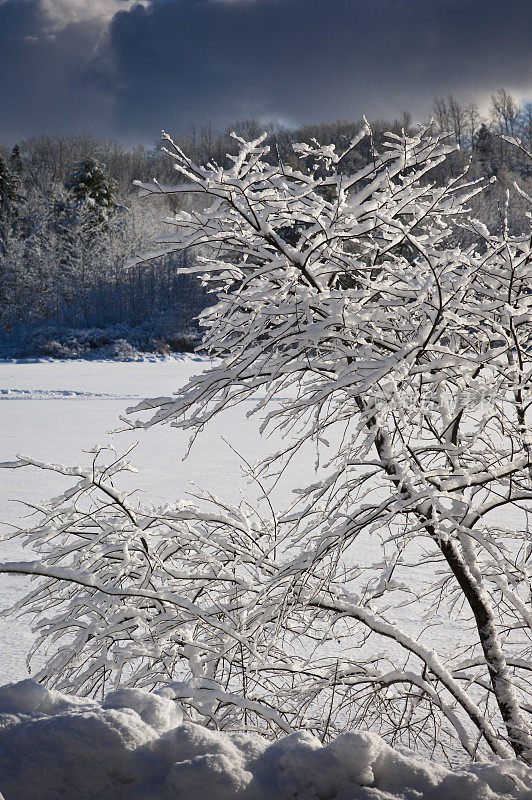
473, 123, 496, 174
0, 155, 23, 254
65, 158, 117, 224
9, 145, 23, 177
0, 155, 20, 208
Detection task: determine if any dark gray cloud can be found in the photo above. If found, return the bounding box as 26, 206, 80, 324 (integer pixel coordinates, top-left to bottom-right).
1, 0, 531, 143
0, 0, 115, 141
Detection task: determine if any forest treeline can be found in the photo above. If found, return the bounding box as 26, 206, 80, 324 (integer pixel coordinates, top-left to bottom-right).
0, 88, 531, 358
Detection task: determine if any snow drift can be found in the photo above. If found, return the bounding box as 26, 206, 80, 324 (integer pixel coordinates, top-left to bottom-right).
0, 681, 531, 800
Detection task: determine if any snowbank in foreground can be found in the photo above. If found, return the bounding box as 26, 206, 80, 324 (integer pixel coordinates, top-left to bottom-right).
0, 681, 531, 800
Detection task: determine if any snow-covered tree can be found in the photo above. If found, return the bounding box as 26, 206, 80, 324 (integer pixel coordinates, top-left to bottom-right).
473, 123, 496, 175
0, 155, 23, 253
1, 124, 531, 762
65, 158, 117, 224
9, 145, 23, 178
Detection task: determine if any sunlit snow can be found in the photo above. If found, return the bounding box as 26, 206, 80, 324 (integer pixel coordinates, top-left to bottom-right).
2, 679, 532, 800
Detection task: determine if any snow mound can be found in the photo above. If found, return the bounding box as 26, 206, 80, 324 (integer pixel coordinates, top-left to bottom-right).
0, 680, 531, 800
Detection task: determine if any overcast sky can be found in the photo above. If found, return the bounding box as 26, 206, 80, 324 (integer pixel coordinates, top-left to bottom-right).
1, 0, 531, 144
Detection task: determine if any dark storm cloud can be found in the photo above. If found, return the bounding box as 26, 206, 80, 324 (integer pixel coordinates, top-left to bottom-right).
0, 0, 116, 140
1, 0, 531, 142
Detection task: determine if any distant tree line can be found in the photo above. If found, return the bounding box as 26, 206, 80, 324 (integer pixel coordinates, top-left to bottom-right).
0, 87, 530, 357
0, 141, 206, 357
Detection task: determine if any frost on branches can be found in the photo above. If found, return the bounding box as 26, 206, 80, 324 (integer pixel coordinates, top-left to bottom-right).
1, 124, 531, 763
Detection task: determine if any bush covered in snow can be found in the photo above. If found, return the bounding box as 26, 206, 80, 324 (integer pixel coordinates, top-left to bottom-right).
1, 680, 532, 800
0, 319, 200, 360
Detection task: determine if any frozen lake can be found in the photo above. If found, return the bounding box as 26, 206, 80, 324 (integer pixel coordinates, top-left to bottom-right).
0, 357, 323, 684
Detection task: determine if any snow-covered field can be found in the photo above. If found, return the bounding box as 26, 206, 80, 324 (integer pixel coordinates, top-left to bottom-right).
1, 358, 530, 800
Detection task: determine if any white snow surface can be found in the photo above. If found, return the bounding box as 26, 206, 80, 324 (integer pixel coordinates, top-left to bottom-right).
1, 679, 531, 800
